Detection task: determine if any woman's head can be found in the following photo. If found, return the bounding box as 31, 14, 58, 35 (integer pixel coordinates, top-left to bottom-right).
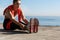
13, 0, 21, 10
13, 0, 21, 4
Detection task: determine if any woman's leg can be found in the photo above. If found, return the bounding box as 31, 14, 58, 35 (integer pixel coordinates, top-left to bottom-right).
3, 19, 10, 30
3, 19, 27, 30
10, 22, 22, 30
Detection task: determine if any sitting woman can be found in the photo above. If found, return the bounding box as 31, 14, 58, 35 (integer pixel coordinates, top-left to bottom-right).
3, 0, 28, 30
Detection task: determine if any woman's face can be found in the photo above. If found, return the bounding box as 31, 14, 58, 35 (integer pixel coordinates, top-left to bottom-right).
14, 1, 21, 10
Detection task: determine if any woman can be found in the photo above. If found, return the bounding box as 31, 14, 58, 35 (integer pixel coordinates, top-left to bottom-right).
3, 0, 28, 30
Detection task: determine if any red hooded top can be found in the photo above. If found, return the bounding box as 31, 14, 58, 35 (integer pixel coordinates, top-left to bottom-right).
3, 5, 23, 29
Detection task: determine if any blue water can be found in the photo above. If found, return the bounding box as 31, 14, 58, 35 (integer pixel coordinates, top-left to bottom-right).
0, 16, 60, 26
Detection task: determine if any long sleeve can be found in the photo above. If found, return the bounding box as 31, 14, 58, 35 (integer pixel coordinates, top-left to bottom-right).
18, 8, 22, 22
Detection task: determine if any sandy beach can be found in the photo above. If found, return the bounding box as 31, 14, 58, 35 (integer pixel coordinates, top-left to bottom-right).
0, 24, 60, 40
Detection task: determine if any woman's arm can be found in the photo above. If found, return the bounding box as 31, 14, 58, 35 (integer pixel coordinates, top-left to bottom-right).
21, 13, 29, 24
4, 9, 24, 29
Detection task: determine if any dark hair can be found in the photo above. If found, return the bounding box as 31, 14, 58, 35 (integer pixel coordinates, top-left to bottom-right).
13, 0, 20, 4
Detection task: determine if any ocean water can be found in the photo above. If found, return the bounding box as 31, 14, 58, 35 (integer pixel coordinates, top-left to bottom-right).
0, 16, 60, 26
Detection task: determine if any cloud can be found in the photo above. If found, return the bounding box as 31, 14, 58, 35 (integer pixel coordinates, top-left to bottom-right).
21, 5, 31, 16
0, 6, 4, 16
21, 4, 60, 16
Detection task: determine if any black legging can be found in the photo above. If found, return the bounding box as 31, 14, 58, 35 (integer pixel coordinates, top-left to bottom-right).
3, 19, 22, 30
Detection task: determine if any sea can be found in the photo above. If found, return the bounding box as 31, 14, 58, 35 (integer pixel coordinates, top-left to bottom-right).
0, 16, 60, 26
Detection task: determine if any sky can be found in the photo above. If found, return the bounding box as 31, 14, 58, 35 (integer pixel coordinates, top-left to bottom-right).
0, 0, 60, 16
